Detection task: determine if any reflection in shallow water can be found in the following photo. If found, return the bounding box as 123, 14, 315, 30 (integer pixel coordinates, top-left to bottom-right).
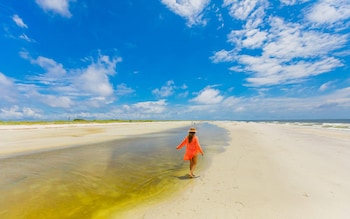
0, 123, 229, 218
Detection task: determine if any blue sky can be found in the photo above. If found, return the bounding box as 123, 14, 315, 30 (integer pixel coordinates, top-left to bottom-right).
0, 0, 349, 121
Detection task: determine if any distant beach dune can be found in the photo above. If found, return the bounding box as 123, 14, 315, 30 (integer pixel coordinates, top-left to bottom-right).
1, 121, 350, 218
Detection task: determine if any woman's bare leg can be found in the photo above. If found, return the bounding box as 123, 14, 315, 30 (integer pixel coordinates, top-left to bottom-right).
189, 155, 198, 177
189, 160, 193, 176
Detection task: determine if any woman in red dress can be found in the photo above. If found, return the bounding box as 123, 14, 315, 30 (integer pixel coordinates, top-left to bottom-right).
176, 127, 204, 178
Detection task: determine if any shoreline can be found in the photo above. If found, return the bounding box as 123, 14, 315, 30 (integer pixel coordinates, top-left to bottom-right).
0, 121, 199, 219
0, 121, 192, 159
1, 121, 350, 218
135, 121, 350, 219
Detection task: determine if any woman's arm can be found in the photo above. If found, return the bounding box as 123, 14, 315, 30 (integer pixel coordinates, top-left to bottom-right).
195, 136, 204, 155
176, 137, 187, 150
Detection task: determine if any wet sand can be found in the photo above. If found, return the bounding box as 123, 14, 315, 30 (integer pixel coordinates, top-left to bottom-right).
0, 121, 228, 218
140, 121, 350, 219
2, 121, 350, 219
0, 122, 190, 159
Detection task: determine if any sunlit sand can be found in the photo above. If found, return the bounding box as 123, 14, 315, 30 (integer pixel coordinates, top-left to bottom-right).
0, 121, 228, 218
1, 121, 350, 218
140, 121, 350, 219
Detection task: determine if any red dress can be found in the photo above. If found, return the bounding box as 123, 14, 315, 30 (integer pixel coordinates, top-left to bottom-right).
176, 136, 203, 160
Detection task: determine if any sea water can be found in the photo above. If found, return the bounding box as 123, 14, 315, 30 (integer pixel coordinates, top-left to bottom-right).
247, 119, 350, 130
0, 122, 229, 219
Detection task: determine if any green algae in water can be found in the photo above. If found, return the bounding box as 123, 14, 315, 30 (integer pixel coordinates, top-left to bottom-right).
0, 123, 228, 219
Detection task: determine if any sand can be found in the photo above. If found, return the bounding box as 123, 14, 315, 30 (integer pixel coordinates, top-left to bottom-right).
0, 121, 191, 159
139, 121, 350, 219
1, 121, 350, 218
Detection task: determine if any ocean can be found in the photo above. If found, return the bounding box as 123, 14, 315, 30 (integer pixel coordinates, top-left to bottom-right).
246, 119, 350, 130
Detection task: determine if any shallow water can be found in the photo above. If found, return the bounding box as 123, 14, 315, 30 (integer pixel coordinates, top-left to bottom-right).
0, 122, 229, 219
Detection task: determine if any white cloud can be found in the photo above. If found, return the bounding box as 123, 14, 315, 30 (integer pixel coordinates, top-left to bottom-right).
265, 18, 347, 59
211, 49, 237, 63
0, 73, 18, 103
115, 84, 135, 96
227, 28, 267, 50
191, 86, 224, 104
240, 56, 342, 86
35, 0, 73, 18
44, 95, 73, 108
223, 0, 267, 20
78, 65, 114, 97
129, 99, 167, 114
15, 52, 123, 112
222, 96, 241, 109
319, 81, 335, 92
15, 90, 73, 110
84, 96, 114, 108
12, 14, 28, 28
306, 0, 350, 26
213, 6, 225, 30
212, 9, 347, 87
321, 87, 350, 106
280, 0, 310, 6
76, 54, 121, 97
65, 85, 349, 120
0, 72, 13, 87
0, 73, 68, 113
242, 29, 267, 48
11, 15, 35, 43
31, 56, 67, 80
21, 52, 121, 99
152, 80, 176, 97
0, 106, 42, 120
20, 51, 66, 77
206, 86, 350, 119
19, 34, 35, 43
179, 91, 189, 99
161, 0, 210, 26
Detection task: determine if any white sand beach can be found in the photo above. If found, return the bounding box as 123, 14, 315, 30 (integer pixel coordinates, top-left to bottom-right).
1, 121, 350, 218
139, 121, 350, 219
0, 121, 190, 159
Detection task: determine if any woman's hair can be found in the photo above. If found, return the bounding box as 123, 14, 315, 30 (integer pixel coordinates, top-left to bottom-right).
188, 132, 195, 143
